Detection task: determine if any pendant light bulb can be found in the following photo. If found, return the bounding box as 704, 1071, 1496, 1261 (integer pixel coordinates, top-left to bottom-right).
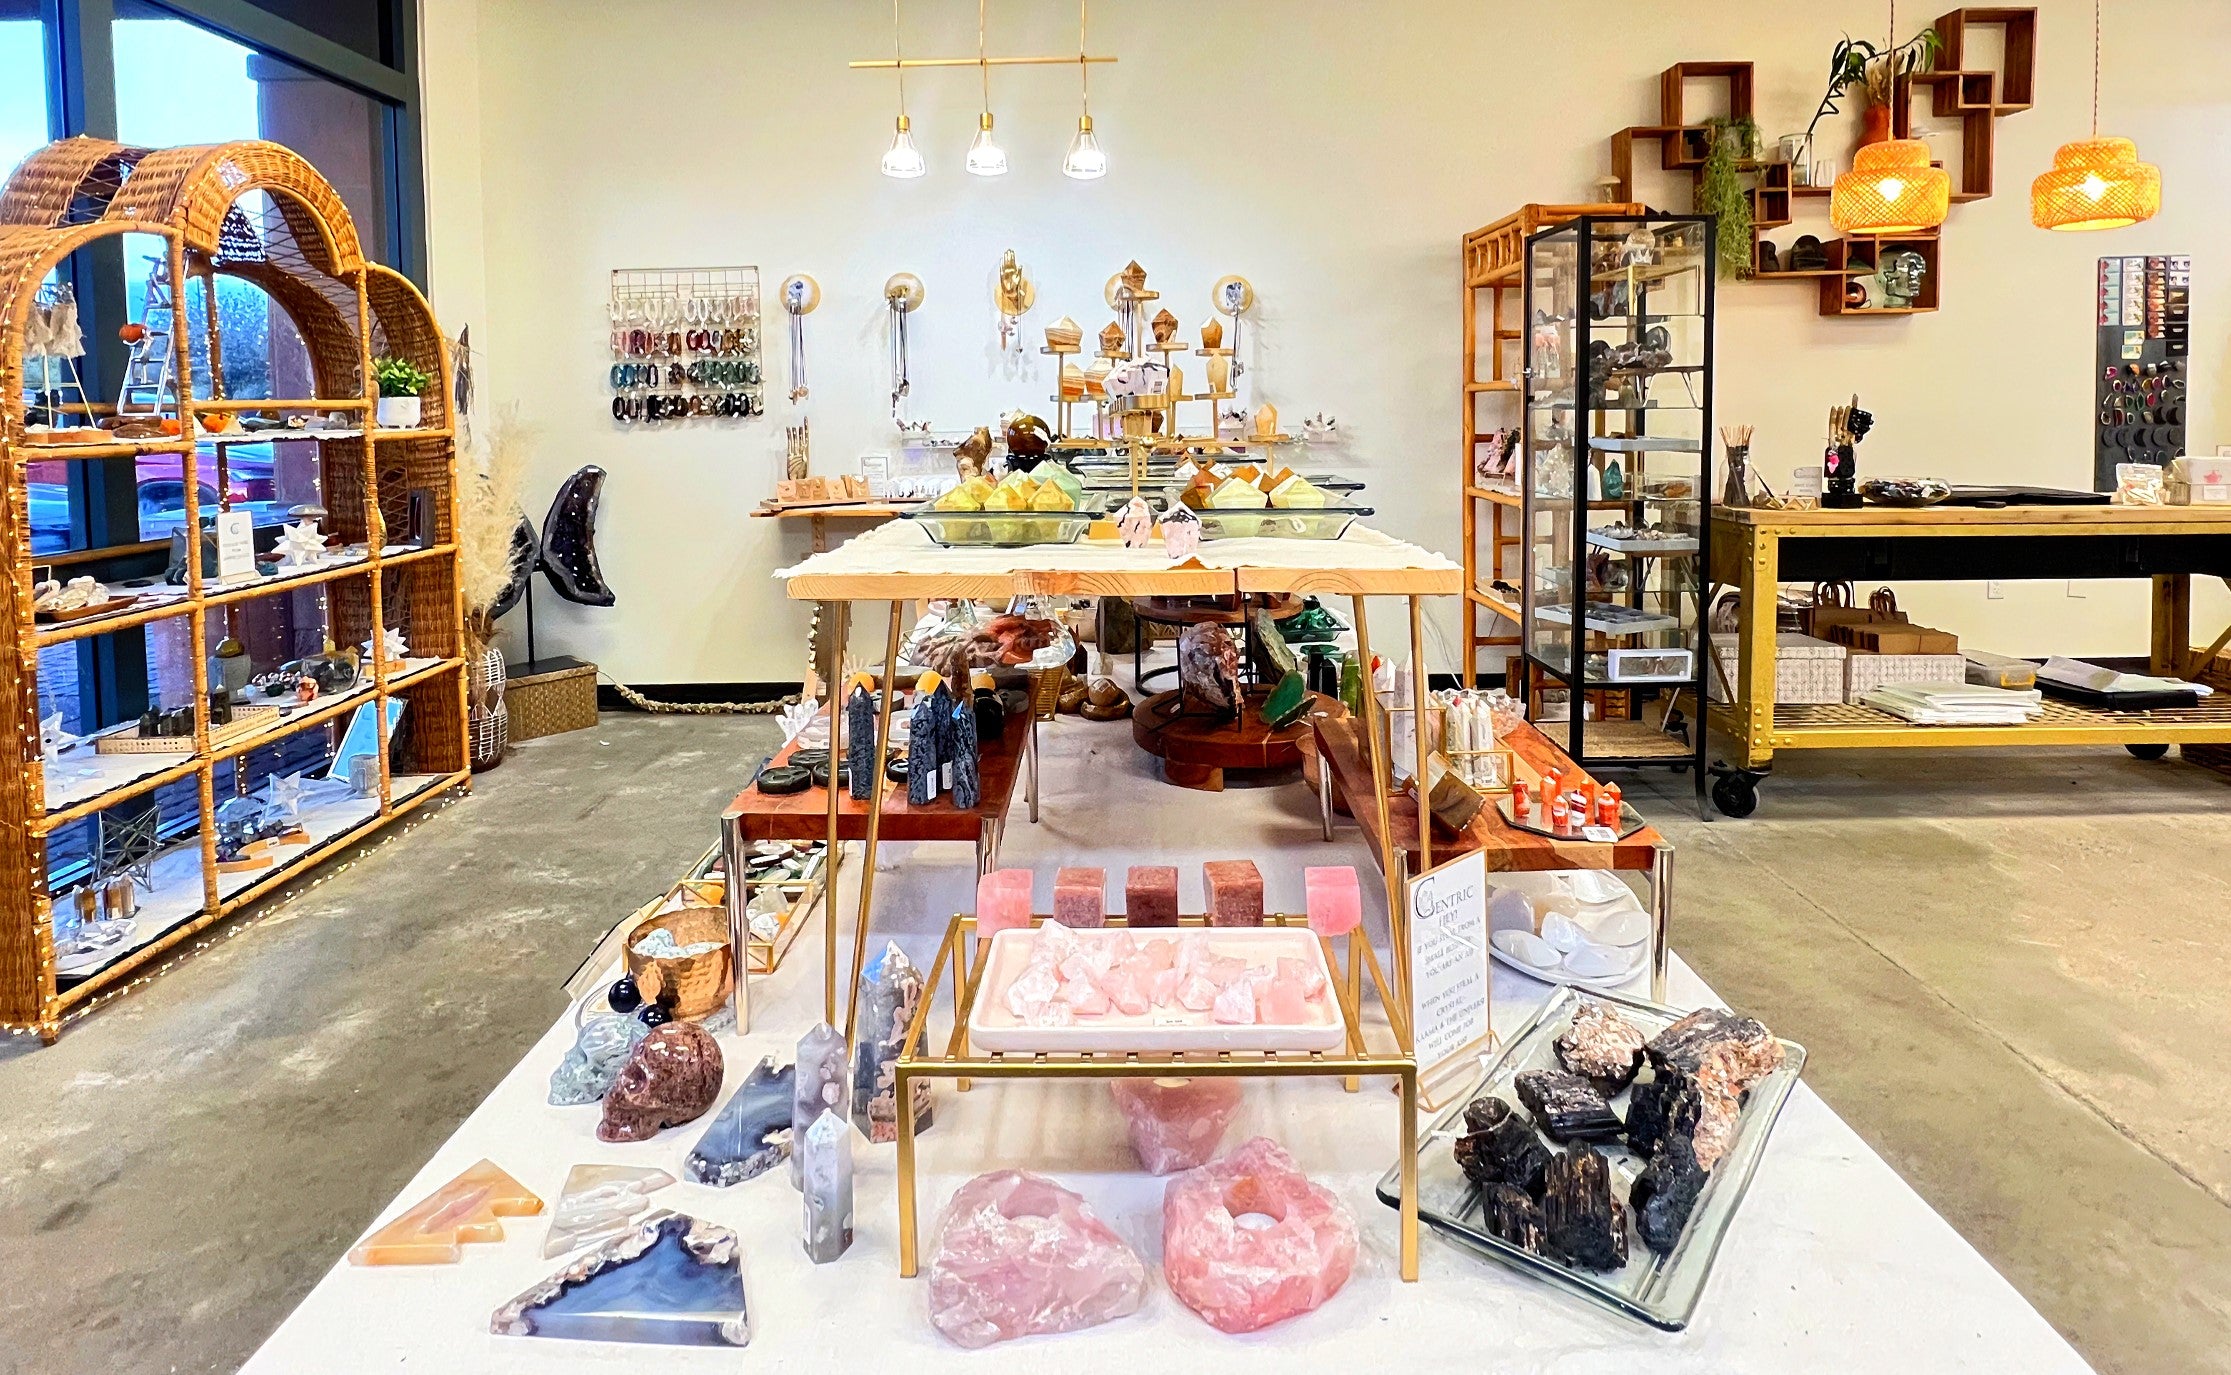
966, 112, 1008, 177
2030, 3, 2159, 229
1063, 114, 1107, 179
881, 114, 926, 179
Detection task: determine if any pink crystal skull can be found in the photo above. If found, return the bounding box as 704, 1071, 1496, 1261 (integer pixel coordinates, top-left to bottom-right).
927, 1170, 1146, 1348
1162, 1136, 1358, 1333
1110, 1077, 1243, 1175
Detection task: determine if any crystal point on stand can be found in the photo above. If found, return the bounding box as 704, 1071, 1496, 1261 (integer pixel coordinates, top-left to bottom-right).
1124, 865, 1179, 927
853, 942, 933, 1142
1052, 867, 1106, 928
598, 1023, 724, 1144
801, 1109, 854, 1263
348, 1159, 543, 1265
948, 693, 981, 808
1111, 1077, 1243, 1175
492, 1213, 750, 1348
1303, 865, 1361, 937
1203, 859, 1265, 927
542, 1164, 674, 1258
685, 1056, 795, 1186
844, 684, 878, 800
1163, 1137, 1357, 1333
548, 1013, 651, 1106
791, 1022, 850, 1188
927, 1170, 1146, 1348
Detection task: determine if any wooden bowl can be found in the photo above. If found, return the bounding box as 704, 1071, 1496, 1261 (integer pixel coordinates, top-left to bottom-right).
624, 905, 733, 1022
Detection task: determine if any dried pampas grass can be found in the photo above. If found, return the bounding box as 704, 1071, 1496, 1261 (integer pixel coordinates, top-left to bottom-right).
457, 406, 530, 654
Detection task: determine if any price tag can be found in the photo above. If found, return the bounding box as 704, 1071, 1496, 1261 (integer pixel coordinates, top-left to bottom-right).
1581, 824, 1618, 843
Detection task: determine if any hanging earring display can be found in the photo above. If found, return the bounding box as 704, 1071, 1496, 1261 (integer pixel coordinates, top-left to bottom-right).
993, 250, 1034, 357
606, 267, 763, 425
780, 273, 819, 403
884, 272, 925, 422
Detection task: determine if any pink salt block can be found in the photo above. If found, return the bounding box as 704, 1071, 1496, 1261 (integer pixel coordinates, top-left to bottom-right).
1203, 859, 1265, 927
1052, 867, 1107, 928
1304, 866, 1361, 937
1110, 1078, 1244, 1175
1162, 1137, 1358, 1334
927, 1170, 1147, 1348
977, 868, 1035, 937
1125, 865, 1180, 927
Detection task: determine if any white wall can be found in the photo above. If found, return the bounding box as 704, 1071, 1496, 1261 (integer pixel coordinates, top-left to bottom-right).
421, 0, 2231, 684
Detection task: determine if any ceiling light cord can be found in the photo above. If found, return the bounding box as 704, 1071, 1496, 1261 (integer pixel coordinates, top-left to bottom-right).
979, 0, 990, 114
1079, 0, 1090, 114
2092, 0, 2101, 137
892, 0, 907, 116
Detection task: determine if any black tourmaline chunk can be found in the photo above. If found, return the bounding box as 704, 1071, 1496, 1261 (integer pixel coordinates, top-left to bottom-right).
1481, 1183, 1547, 1256
1624, 1077, 1677, 1157
1542, 1146, 1629, 1272
1514, 1069, 1625, 1144
1453, 1097, 1552, 1196
1645, 1008, 1781, 1094
1631, 1081, 1714, 1255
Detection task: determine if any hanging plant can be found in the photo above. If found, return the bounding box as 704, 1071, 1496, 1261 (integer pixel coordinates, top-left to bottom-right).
1805, 29, 1942, 138
1696, 116, 1760, 279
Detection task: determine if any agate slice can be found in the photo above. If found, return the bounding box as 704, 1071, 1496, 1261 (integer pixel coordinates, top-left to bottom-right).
685, 1056, 796, 1187
1554, 1002, 1648, 1092
1542, 1146, 1628, 1272
492, 1213, 750, 1348
542, 1164, 674, 1258
348, 1159, 543, 1265
1514, 1068, 1624, 1144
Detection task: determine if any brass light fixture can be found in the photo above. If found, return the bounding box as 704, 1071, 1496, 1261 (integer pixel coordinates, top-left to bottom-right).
964, 0, 1008, 176
2031, 0, 2160, 230
879, 0, 925, 178
1828, 1, 1950, 234
1061, 0, 1107, 179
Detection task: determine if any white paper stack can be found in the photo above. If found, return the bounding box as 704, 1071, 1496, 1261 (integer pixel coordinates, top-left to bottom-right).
1861, 681, 2045, 725
2036, 657, 2213, 697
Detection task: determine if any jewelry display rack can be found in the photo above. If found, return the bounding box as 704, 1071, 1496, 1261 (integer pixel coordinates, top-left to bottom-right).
0, 138, 469, 1042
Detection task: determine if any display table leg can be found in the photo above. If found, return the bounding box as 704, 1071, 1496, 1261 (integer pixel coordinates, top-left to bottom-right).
1648, 842, 1672, 1002
1739, 532, 1778, 772
1398, 1065, 1420, 1281
720, 808, 750, 1031
2152, 573, 2193, 677
1344, 927, 1364, 1092
845, 602, 906, 1049
896, 1063, 921, 1277
1027, 713, 1040, 822
1317, 744, 1334, 841
823, 599, 852, 1026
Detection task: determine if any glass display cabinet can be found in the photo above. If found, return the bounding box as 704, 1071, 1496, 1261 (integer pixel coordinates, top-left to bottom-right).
1520, 214, 1714, 813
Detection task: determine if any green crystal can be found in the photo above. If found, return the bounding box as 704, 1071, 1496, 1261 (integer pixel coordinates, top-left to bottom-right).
1261, 670, 1310, 729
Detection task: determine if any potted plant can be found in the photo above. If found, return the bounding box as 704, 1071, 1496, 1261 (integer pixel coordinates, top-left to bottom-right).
1694, 115, 1760, 279
1806, 27, 1941, 151
373, 355, 430, 429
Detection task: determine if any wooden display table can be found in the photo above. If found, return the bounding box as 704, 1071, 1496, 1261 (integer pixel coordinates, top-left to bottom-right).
1310, 706, 1673, 1000
1132, 686, 1331, 790
1708, 502, 2231, 816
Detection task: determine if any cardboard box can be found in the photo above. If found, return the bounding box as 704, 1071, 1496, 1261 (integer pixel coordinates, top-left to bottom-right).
1829, 621, 1960, 655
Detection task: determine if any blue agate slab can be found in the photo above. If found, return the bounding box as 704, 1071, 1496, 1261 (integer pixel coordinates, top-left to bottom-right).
491, 1212, 749, 1348
684, 1056, 795, 1187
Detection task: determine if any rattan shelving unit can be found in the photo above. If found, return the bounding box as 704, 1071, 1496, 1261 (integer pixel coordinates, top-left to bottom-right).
0, 138, 469, 1042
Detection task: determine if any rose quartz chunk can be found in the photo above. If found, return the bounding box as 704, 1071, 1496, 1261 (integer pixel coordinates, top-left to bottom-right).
1110, 1078, 1244, 1174
1257, 972, 1309, 1026
1203, 860, 1265, 927
1125, 865, 1181, 927
928, 1170, 1146, 1348
1052, 867, 1107, 928
1304, 866, 1361, 937
1163, 1137, 1358, 1334
1211, 977, 1257, 1025
977, 868, 1035, 937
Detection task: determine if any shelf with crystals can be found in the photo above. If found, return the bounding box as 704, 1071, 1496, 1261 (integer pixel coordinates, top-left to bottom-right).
1587, 435, 1702, 453
1586, 529, 1698, 555
1534, 601, 1684, 636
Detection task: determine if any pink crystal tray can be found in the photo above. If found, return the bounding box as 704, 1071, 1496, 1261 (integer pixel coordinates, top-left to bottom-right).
968, 924, 1346, 1055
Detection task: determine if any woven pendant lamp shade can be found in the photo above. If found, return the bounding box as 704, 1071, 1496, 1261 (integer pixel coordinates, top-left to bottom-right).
2030, 136, 2160, 230
1829, 139, 1951, 234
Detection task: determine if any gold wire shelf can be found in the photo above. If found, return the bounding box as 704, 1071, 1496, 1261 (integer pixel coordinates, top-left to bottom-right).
891, 911, 1420, 1280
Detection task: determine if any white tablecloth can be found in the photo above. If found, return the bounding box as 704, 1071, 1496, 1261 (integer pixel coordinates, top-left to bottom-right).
776, 518, 1460, 582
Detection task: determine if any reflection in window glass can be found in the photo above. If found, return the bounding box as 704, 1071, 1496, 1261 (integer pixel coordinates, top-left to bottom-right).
0, 15, 47, 175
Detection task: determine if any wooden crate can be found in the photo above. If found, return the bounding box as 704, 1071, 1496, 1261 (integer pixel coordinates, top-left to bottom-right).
506, 656, 597, 741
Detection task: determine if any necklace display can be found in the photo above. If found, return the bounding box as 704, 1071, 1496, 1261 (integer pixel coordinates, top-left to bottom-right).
606, 267, 764, 425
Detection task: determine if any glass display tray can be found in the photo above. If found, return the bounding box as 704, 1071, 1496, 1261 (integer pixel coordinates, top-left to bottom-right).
1376, 984, 1807, 1331
901, 504, 1100, 548
1495, 795, 1648, 841
1188, 501, 1375, 541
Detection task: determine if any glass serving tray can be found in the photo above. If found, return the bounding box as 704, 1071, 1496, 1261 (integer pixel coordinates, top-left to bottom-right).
1187, 501, 1375, 541
1375, 984, 1806, 1331
900, 505, 1100, 548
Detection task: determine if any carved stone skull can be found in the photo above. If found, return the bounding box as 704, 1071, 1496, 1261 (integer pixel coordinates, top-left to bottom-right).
597, 1022, 724, 1143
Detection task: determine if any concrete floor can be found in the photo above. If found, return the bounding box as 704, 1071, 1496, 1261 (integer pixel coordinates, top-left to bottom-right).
2, 714, 2228, 1373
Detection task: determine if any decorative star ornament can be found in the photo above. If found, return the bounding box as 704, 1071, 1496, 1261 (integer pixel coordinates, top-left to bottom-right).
362, 626, 408, 662
277, 518, 326, 568
261, 772, 306, 829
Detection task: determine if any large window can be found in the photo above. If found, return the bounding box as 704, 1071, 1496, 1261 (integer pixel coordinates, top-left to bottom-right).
0, 6, 45, 176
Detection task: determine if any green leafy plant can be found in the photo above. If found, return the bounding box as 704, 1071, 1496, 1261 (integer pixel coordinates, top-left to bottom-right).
1696, 116, 1759, 279
1806, 28, 1941, 137
373, 355, 430, 398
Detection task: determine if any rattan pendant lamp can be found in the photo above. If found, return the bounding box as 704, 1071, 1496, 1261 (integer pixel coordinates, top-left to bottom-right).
1828, 1, 1951, 235
2031, 0, 2160, 230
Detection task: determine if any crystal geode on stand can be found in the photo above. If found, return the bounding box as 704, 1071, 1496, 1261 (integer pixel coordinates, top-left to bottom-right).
801, 1108, 853, 1263
548, 1013, 650, 1106
685, 1056, 796, 1186
926, 1170, 1146, 1348
852, 942, 933, 1143
1110, 1077, 1243, 1175
492, 1213, 750, 1348
791, 1022, 850, 1188
598, 1023, 724, 1144
1177, 623, 1242, 714
1162, 1137, 1357, 1333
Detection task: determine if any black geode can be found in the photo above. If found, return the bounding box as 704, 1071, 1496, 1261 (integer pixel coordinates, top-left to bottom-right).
1631, 1080, 1714, 1255
1542, 1145, 1628, 1272
1481, 1183, 1547, 1256
1514, 1069, 1624, 1144
1453, 1097, 1551, 1196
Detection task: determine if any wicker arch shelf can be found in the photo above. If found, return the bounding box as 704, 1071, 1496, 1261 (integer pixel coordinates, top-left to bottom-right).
0, 137, 468, 1044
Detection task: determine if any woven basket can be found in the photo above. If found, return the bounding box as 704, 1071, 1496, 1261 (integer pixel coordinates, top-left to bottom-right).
508, 658, 597, 741
624, 905, 733, 1022
469, 644, 507, 771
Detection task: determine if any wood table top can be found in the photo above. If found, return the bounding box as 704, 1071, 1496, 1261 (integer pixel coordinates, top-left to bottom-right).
723, 704, 1029, 843
1716, 502, 2231, 537
1311, 708, 1667, 873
